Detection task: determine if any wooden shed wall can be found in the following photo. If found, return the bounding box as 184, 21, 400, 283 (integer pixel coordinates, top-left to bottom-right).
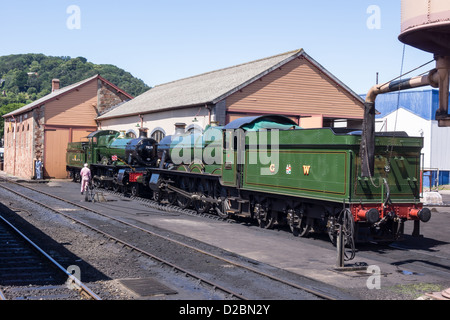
45, 80, 98, 127
225, 56, 364, 122
42, 81, 98, 178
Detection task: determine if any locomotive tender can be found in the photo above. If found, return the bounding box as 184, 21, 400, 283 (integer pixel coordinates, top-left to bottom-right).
66, 115, 430, 243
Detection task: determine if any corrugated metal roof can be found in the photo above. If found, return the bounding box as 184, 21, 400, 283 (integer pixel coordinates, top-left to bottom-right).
97, 49, 364, 121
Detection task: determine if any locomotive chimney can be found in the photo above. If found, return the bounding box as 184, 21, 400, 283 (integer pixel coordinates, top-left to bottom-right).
139, 128, 148, 138
52, 79, 60, 92
174, 123, 186, 135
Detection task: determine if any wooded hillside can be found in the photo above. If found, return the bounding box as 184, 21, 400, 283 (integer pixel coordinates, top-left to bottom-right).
0, 53, 151, 141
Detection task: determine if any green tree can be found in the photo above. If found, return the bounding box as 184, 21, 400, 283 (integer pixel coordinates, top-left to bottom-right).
0, 53, 151, 112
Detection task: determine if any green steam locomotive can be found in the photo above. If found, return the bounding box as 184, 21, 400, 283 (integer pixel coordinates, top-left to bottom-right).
66, 115, 430, 243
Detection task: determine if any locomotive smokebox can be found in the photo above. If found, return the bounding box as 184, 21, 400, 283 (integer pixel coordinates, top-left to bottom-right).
399, 0, 450, 56
125, 137, 158, 166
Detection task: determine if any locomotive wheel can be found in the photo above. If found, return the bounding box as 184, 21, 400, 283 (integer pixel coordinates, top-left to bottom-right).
112, 174, 119, 191
130, 184, 140, 197
212, 184, 229, 219
167, 191, 177, 205
176, 177, 191, 209
153, 190, 162, 203
93, 178, 103, 188
255, 203, 275, 229
113, 184, 121, 192
193, 180, 210, 214
216, 198, 230, 219
72, 171, 81, 183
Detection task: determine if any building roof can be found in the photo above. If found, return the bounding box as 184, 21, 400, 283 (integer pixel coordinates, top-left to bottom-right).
3, 74, 133, 118
97, 49, 364, 121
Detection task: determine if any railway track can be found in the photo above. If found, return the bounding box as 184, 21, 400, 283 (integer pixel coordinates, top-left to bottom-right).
0, 178, 342, 300
0, 213, 100, 300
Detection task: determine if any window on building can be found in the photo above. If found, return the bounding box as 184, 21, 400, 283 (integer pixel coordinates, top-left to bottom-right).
151, 130, 165, 143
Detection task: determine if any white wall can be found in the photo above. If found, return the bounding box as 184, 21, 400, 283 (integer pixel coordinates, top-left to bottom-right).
376, 108, 431, 168
99, 106, 210, 138
430, 121, 450, 170
376, 107, 450, 171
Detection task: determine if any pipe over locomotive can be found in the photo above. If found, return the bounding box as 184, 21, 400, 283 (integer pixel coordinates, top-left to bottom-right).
66, 115, 430, 244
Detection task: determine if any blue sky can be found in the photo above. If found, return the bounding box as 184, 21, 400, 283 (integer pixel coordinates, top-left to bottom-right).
0, 0, 434, 95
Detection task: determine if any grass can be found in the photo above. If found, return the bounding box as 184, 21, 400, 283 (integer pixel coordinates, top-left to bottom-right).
388, 283, 444, 299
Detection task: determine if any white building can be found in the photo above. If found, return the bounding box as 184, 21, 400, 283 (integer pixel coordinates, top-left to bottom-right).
373, 89, 450, 187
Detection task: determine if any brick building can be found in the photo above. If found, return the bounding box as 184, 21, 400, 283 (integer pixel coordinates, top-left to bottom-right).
2, 74, 133, 179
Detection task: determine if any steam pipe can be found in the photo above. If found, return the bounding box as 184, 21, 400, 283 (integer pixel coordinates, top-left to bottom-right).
360, 63, 443, 178
365, 70, 440, 104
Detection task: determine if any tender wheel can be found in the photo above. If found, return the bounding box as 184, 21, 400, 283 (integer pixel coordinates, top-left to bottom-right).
287, 209, 299, 235
297, 216, 311, 237
288, 208, 311, 237
255, 203, 275, 229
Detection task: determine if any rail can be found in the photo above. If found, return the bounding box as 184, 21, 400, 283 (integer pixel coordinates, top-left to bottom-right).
0, 178, 340, 300
0, 213, 101, 300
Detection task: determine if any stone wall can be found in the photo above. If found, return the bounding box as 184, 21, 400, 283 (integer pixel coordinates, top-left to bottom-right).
97, 80, 132, 115
3, 109, 39, 178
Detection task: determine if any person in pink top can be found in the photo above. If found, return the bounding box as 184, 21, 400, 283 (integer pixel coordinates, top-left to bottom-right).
80, 164, 92, 195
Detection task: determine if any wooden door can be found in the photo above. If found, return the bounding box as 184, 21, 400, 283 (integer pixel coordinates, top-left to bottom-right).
44, 129, 70, 179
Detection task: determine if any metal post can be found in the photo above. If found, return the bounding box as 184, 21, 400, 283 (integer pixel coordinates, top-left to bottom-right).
336, 224, 345, 268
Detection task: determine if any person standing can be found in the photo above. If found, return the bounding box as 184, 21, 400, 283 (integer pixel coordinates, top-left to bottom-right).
80, 164, 91, 195
35, 158, 43, 180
